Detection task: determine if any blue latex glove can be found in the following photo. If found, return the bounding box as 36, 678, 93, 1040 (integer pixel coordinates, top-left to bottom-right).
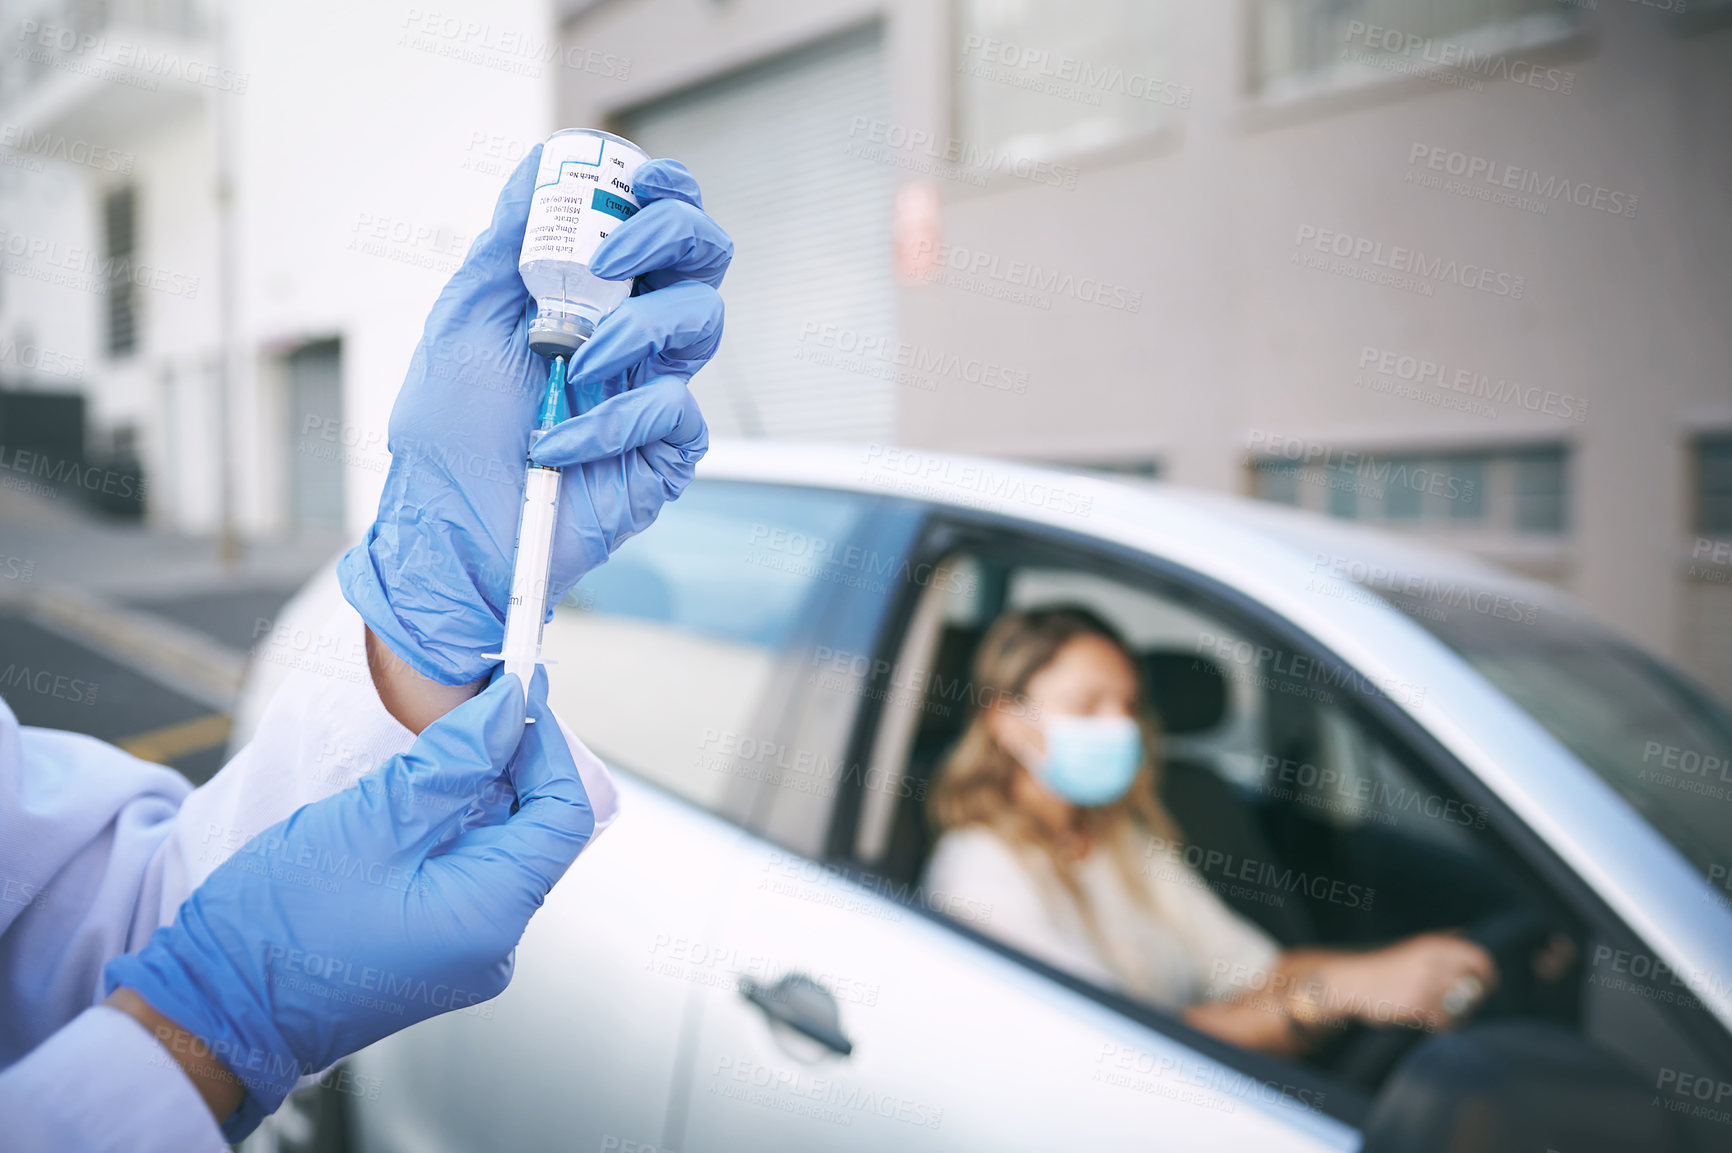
103, 672, 590, 1141
339, 146, 734, 685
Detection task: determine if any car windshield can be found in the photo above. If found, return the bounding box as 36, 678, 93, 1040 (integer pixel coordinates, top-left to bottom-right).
1375, 586, 1732, 887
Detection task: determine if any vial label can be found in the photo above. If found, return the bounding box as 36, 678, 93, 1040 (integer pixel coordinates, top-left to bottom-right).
522, 133, 646, 269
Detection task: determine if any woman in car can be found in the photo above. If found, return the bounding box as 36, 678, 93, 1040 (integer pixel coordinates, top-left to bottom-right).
922, 605, 1496, 1056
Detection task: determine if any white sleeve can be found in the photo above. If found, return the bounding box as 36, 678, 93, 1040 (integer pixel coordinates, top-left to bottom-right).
923, 828, 1120, 991
1152, 868, 1282, 1002
0, 1006, 226, 1153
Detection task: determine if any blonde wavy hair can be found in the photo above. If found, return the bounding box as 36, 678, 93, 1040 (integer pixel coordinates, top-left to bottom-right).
929, 606, 1182, 934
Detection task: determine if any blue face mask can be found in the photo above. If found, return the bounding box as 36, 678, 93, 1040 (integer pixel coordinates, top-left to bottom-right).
1021, 715, 1143, 807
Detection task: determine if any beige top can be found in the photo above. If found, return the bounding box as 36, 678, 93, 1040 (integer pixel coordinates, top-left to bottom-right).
923, 825, 1280, 1010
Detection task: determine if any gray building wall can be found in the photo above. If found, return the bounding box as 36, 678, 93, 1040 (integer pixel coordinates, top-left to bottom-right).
556, 0, 1732, 701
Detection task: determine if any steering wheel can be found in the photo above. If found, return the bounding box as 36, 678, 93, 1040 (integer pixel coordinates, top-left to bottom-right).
1322, 908, 1561, 1090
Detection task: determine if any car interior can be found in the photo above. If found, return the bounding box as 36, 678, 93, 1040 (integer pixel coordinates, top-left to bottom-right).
847, 545, 1590, 1096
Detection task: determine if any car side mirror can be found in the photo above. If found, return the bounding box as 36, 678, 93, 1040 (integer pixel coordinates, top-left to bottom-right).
1361, 1021, 1688, 1153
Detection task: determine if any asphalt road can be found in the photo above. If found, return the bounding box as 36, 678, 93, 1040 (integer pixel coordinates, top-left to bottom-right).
130, 586, 305, 654
0, 586, 300, 784
0, 479, 335, 783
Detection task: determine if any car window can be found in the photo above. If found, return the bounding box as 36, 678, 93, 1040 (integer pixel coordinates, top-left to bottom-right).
736, 495, 930, 858
1369, 582, 1732, 1143
543, 480, 874, 820
1374, 586, 1732, 888
843, 530, 1613, 1109
1009, 567, 1485, 861
575, 480, 872, 646
858, 554, 1499, 930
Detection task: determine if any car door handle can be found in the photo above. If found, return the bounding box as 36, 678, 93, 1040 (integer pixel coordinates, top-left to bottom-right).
738, 974, 855, 1057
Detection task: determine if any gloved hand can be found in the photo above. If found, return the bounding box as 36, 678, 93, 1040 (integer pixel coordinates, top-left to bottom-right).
339, 145, 734, 685
103, 671, 591, 1141
565, 157, 733, 407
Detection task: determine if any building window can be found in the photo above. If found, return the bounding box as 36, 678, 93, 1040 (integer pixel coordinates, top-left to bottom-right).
1248, 443, 1566, 535
1383, 457, 1427, 520
1086, 458, 1162, 480
1326, 459, 1358, 518
1677, 0, 1732, 38
954, 0, 1182, 165
103, 186, 138, 357
1697, 435, 1732, 536
1253, 458, 1302, 505
1447, 455, 1488, 521
1247, 0, 1578, 101
1513, 446, 1567, 534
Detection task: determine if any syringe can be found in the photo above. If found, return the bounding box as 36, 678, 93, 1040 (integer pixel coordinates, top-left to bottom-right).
487, 356, 570, 715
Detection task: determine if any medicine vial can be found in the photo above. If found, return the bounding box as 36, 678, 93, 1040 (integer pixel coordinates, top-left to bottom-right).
520, 128, 650, 359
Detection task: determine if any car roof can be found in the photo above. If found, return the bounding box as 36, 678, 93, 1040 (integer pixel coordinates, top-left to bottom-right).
700, 439, 1569, 611
698, 439, 1732, 1032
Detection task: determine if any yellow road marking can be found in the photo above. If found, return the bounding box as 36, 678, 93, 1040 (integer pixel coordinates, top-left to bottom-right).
119, 713, 232, 764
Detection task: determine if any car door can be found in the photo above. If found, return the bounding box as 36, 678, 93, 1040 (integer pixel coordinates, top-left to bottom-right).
346, 774, 759, 1153
662, 527, 1360, 1151
875, 514, 1732, 1153
667, 838, 1357, 1151
335, 480, 923, 1153
666, 505, 1732, 1152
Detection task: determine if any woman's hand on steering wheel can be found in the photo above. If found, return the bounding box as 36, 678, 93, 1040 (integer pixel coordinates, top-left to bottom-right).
1322, 932, 1498, 1032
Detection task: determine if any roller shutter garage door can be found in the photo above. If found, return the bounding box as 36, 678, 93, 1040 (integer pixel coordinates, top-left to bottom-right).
619, 24, 895, 441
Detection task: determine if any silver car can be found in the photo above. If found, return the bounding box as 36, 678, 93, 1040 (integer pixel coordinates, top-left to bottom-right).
238, 442, 1732, 1153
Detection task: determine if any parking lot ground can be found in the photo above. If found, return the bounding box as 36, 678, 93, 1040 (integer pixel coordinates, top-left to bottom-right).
1, 485, 340, 784
130, 586, 306, 654
0, 611, 230, 783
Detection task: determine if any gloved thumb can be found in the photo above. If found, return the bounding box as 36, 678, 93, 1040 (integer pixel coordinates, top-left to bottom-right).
368, 675, 528, 853
441, 683, 595, 913
530, 376, 705, 467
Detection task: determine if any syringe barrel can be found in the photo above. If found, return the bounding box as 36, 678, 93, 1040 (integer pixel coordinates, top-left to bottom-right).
498, 462, 563, 701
